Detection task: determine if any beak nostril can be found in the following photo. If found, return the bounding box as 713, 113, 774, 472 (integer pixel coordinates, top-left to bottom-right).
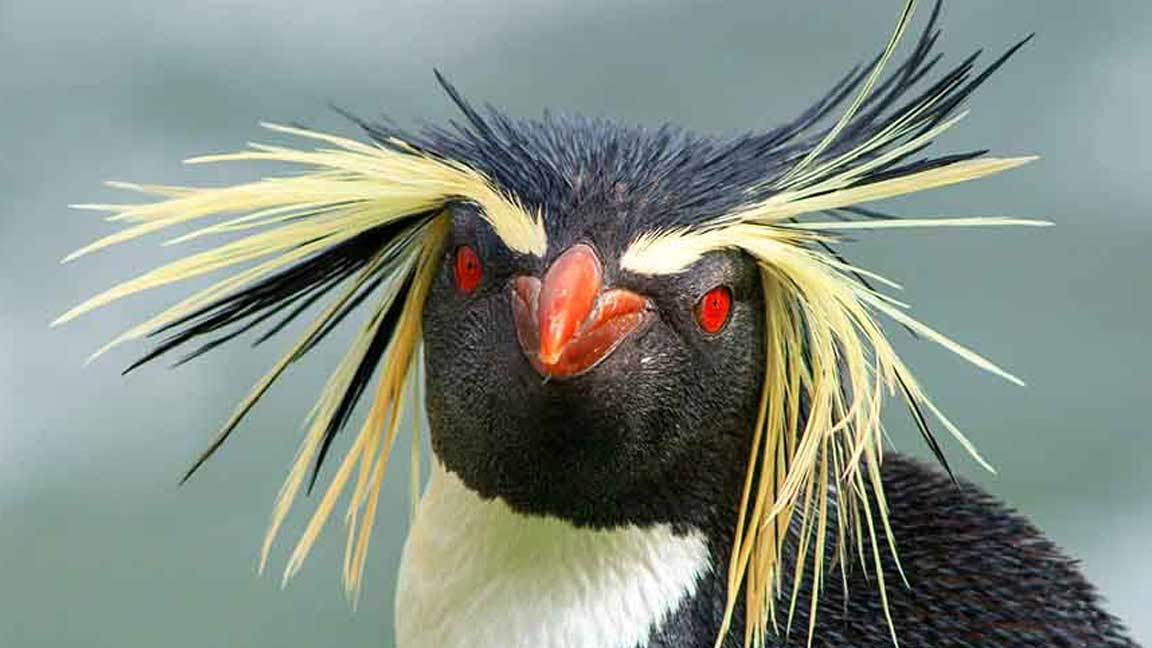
513, 276, 541, 315
512, 276, 542, 358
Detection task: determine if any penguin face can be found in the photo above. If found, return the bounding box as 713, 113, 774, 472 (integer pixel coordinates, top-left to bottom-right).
422, 202, 765, 528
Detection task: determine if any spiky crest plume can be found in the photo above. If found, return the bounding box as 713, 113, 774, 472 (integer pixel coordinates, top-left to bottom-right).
57, 1, 1040, 645
620, 2, 1042, 645
53, 124, 544, 597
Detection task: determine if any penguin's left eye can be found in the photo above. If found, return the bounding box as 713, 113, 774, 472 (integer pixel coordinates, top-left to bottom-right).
453, 244, 483, 294
695, 285, 733, 333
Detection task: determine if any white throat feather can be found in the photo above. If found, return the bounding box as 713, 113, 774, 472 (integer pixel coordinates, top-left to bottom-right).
395, 463, 712, 648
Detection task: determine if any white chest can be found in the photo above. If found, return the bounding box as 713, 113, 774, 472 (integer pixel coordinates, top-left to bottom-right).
395, 465, 711, 648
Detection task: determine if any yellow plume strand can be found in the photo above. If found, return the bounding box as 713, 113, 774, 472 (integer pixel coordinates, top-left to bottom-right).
55, 122, 544, 285
265, 215, 449, 597
410, 346, 427, 520
678, 209, 1036, 648
185, 234, 417, 480
622, 155, 1042, 277
57, 123, 538, 596
256, 246, 423, 579
777, 0, 920, 185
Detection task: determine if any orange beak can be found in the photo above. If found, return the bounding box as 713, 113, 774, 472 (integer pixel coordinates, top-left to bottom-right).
511, 244, 652, 378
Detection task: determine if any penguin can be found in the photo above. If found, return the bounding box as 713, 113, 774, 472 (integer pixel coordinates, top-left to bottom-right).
57, 1, 1140, 646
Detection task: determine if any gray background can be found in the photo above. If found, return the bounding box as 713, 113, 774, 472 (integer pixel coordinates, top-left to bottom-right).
1, 0, 1148, 645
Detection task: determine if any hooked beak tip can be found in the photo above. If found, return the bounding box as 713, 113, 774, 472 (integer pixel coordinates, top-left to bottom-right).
538, 348, 564, 366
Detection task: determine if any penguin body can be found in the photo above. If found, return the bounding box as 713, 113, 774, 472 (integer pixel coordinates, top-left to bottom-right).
399, 456, 1137, 648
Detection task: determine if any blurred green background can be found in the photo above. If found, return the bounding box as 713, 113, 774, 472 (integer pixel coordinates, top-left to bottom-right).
1, 0, 1148, 645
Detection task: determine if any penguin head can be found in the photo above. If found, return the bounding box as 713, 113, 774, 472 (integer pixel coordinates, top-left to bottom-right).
422, 199, 766, 527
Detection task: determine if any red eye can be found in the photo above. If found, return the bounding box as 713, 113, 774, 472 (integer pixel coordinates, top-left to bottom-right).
695, 286, 732, 333
453, 245, 483, 293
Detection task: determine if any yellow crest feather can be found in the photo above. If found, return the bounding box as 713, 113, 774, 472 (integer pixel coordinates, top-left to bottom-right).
614, 1, 1043, 644
55, 124, 543, 600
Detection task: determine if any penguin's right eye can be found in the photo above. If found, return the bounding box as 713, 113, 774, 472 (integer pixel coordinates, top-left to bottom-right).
453, 244, 483, 294
694, 285, 732, 334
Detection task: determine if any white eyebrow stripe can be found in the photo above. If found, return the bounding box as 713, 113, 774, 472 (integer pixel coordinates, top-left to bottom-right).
619, 155, 1037, 275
